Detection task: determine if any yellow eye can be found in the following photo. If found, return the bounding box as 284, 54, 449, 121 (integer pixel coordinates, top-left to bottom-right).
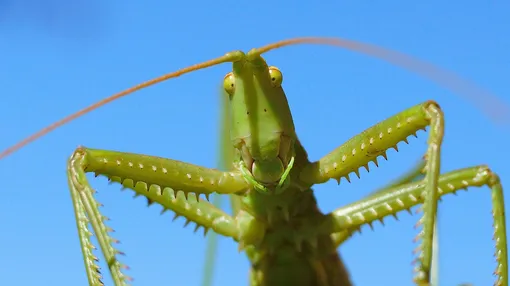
268, 66, 283, 87
223, 72, 235, 96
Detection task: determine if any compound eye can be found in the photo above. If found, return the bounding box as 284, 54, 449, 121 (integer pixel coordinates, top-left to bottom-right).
268, 66, 283, 87
223, 72, 235, 96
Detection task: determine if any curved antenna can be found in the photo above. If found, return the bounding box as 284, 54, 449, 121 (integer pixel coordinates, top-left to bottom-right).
256, 37, 509, 125
0, 53, 236, 159
1, 36, 507, 160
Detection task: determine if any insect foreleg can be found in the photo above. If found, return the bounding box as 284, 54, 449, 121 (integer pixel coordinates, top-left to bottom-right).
68, 151, 131, 286
298, 101, 439, 186
299, 100, 445, 283
324, 166, 507, 286
68, 147, 248, 286
328, 158, 427, 250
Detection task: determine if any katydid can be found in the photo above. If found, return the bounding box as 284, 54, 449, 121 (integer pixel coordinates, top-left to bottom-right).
1, 37, 507, 286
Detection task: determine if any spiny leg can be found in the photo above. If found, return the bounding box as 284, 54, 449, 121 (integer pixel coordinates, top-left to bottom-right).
68, 150, 128, 286
329, 158, 426, 246
299, 100, 445, 283
321, 166, 507, 286
68, 146, 249, 286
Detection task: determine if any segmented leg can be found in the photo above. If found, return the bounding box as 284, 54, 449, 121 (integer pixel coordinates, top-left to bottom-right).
68, 146, 248, 286
300, 100, 444, 283
329, 159, 426, 246
321, 166, 507, 286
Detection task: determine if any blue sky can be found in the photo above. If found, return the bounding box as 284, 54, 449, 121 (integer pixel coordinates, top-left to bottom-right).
1, 1, 509, 285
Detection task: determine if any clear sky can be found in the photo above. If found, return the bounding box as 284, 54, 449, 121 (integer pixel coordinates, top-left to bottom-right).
1, 1, 509, 286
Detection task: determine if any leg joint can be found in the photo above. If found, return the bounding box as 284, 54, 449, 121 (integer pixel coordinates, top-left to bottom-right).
68, 146, 89, 171
477, 165, 501, 187
423, 100, 444, 143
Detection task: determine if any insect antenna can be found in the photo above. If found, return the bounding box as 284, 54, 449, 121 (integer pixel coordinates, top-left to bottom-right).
1, 36, 508, 160
0, 53, 236, 159
256, 37, 510, 127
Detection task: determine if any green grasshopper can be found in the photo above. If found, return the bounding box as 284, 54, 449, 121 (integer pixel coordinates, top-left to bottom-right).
1, 37, 507, 286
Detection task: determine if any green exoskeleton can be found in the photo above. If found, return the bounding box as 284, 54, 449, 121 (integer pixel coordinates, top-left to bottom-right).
0, 37, 507, 286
